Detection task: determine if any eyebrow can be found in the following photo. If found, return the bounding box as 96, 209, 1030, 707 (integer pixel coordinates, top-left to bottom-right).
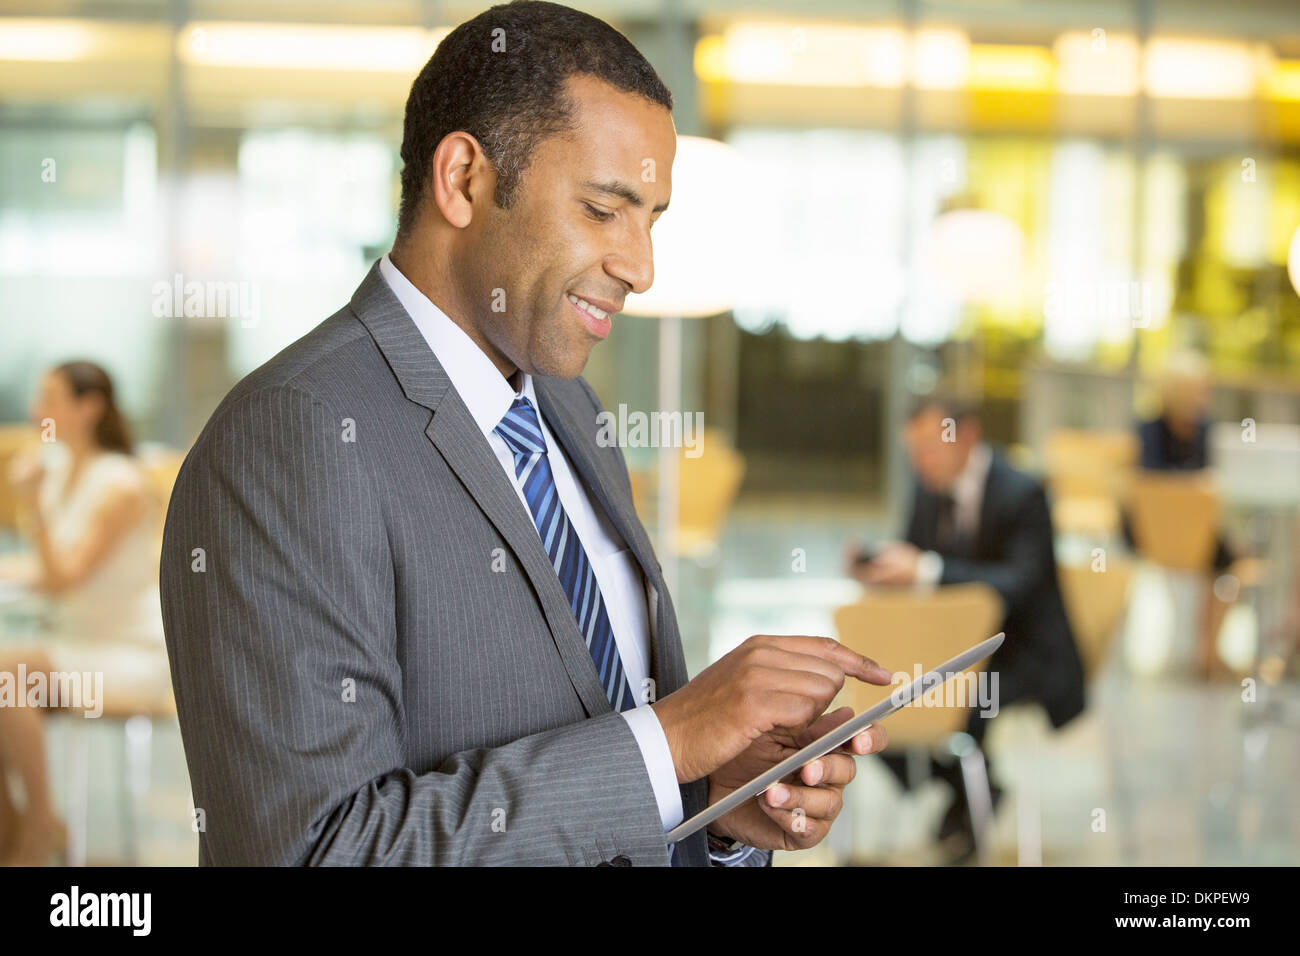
580, 178, 669, 214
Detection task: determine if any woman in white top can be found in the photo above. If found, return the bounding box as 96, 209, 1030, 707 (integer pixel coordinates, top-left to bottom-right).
0, 361, 169, 865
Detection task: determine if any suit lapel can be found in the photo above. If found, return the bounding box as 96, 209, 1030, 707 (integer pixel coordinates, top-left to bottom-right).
425, 397, 614, 717
348, 261, 612, 718
533, 378, 688, 696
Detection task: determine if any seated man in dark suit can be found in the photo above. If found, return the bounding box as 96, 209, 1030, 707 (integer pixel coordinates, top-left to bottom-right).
849, 394, 1085, 858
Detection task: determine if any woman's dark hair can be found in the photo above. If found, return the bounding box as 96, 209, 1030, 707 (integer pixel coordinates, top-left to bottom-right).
397, 0, 673, 235
53, 360, 133, 455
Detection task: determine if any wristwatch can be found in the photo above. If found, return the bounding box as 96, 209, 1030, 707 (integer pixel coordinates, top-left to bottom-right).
706, 829, 745, 855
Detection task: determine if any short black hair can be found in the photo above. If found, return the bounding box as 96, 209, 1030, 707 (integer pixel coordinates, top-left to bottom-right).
907, 392, 982, 425
397, 0, 674, 235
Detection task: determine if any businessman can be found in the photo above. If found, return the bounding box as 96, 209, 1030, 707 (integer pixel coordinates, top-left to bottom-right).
852, 394, 1084, 858
161, 0, 890, 866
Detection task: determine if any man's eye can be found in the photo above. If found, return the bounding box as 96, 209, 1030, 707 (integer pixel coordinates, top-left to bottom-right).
583, 203, 614, 222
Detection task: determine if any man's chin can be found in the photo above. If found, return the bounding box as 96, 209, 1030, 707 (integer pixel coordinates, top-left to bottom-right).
531, 347, 597, 380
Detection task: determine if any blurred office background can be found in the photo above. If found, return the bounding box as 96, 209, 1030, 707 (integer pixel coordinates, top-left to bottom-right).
1, 0, 1299, 866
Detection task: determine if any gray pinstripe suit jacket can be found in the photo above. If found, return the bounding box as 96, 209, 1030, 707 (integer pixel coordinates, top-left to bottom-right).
159, 260, 713, 866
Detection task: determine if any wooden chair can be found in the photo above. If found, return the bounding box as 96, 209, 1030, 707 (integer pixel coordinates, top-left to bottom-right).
1052, 496, 1122, 539
1043, 429, 1137, 501
833, 582, 1004, 863
137, 448, 187, 579
628, 430, 746, 560
55, 685, 178, 866
677, 429, 745, 560
139, 449, 186, 522
1043, 429, 1136, 537
1058, 560, 1134, 682
1125, 471, 1220, 572
0, 424, 39, 531
61, 448, 186, 865
1128, 470, 1273, 679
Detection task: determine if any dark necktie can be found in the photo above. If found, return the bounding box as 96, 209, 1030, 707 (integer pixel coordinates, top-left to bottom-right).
935, 493, 961, 554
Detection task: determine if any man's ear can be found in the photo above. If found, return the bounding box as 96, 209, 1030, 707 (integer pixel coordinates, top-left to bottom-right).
428, 131, 491, 229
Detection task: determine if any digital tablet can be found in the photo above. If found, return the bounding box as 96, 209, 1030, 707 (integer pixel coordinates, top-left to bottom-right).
666, 631, 1005, 844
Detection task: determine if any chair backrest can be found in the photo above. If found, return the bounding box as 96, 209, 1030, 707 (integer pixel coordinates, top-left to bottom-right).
1057, 559, 1133, 682
626, 430, 745, 558
1044, 429, 1137, 501
1052, 496, 1121, 538
832, 583, 1003, 747
60, 687, 177, 721
139, 450, 186, 529
677, 429, 745, 558
0, 424, 38, 531
1126, 471, 1220, 571
137, 449, 187, 579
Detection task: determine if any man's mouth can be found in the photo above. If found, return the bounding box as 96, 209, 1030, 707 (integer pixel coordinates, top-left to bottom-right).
566, 292, 612, 339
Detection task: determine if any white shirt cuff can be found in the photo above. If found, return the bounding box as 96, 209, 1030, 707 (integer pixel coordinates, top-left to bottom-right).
916, 550, 944, 587
621, 705, 685, 831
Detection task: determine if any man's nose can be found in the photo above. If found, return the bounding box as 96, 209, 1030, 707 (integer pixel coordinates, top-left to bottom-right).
606, 225, 654, 297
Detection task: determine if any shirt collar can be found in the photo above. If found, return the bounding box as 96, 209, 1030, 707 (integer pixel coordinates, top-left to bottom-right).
379, 252, 535, 438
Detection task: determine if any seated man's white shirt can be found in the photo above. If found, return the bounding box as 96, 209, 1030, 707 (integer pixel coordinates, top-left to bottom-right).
916, 441, 993, 587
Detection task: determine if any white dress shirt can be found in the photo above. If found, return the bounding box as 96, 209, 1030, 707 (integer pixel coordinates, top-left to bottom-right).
916, 441, 992, 586
379, 254, 684, 831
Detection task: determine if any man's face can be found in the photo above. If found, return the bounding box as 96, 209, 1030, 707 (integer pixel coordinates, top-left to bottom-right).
461, 73, 675, 379
904, 408, 977, 493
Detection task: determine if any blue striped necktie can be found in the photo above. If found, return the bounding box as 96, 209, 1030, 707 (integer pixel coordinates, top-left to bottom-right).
495, 395, 684, 866
494, 396, 636, 712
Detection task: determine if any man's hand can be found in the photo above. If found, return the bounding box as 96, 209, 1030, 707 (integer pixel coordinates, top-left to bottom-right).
650, 634, 892, 785
843, 539, 873, 587
860, 541, 922, 586
704, 706, 887, 851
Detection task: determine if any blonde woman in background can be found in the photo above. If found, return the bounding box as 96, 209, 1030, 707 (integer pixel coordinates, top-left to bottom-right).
1123, 351, 1241, 678
0, 361, 170, 865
